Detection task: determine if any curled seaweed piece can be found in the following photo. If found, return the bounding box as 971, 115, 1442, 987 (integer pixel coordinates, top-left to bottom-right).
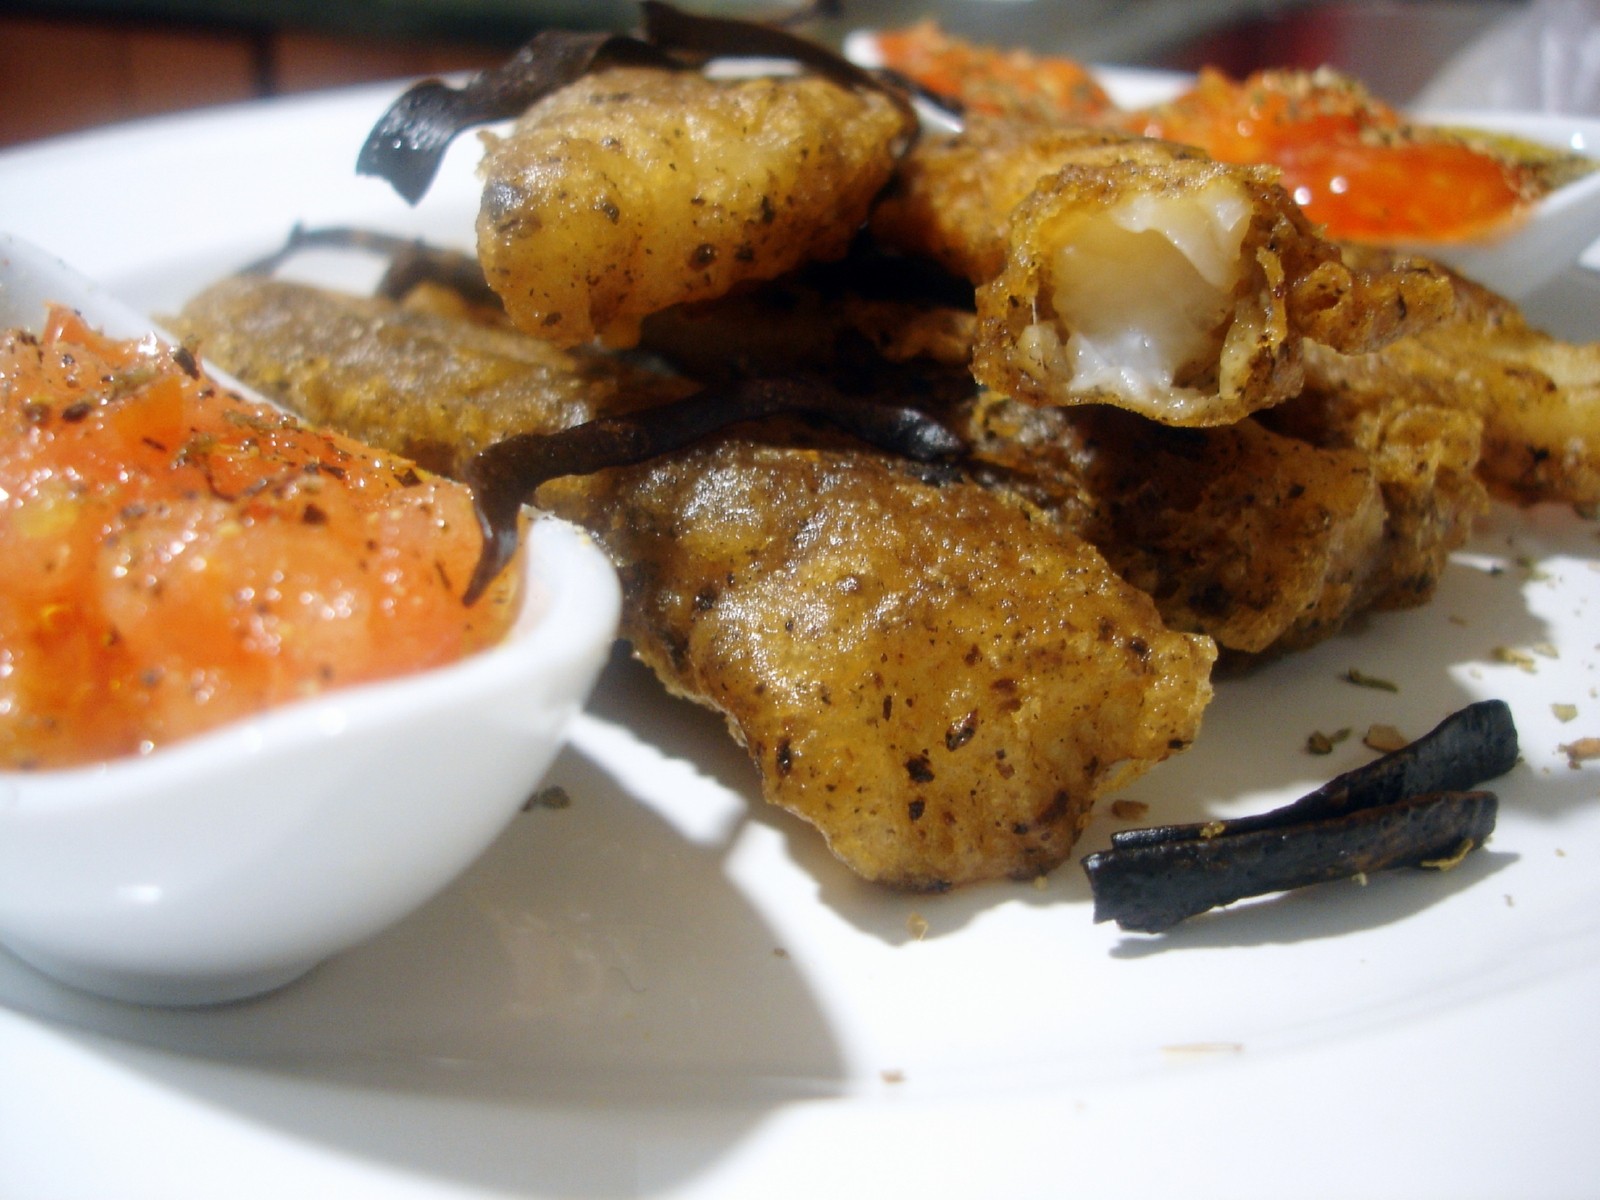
1082, 700, 1517, 932
638, 1, 895, 101
357, 1, 915, 205
239, 223, 447, 276
1083, 791, 1499, 934
357, 30, 670, 204
1111, 700, 1517, 850
640, 2, 915, 138
238, 224, 504, 312
462, 377, 964, 603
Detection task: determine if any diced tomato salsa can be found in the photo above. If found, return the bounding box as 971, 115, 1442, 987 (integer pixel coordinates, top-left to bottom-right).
875, 25, 1533, 244
0, 307, 515, 769
874, 20, 1114, 124
1133, 68, 1529, 243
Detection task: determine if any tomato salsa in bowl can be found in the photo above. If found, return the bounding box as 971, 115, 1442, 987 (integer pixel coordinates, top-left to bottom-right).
0, 234, 620, 1005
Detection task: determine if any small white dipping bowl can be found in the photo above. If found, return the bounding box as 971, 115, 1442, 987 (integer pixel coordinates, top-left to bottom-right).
1407, 110, 1600, 299
0, 233, 621, 1005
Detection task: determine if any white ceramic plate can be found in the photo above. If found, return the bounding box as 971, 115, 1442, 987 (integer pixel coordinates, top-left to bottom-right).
1, 79, 1599, 1199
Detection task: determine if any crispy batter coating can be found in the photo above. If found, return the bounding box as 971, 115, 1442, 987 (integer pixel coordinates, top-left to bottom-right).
174, 275, 688, 474
871, 118, 1452, 425
1302, 265, 1600, 509
562, 440, 1215, 888
641, 283, 978, 379
872, 120, 1136, 284
962, 397, 1389, 656
968, 381, 1484, 654
477, 65, 910, 348
1261, 379, 1488, 609
635, 249, 981, 379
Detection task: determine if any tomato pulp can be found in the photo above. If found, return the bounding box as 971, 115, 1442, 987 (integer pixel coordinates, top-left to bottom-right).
0, 308, 515, 769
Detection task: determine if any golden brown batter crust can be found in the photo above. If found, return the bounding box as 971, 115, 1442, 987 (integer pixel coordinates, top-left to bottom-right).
477, 66, 911, 348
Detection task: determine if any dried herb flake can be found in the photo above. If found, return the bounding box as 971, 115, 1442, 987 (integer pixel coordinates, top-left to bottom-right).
1343, 667, 1399, 692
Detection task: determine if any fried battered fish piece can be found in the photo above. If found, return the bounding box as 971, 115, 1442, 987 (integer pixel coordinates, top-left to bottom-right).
1302, 267, 1600, 509
174, 275, 689, 474
962, 397, 1389, 657
563, 440, 1215, 888
871, 118, 1453, 425
477, 65, 911, 348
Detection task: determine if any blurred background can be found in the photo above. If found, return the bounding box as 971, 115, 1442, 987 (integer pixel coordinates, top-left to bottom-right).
0, 0, 1540, 148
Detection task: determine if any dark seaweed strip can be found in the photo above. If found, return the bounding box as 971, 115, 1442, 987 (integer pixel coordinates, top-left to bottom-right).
639, 1, 916, 132
238, 225, 504, 312
1111, 699, 1517, 850
356, 30, 672, 204
462, 377, 964, 604
1082, 790, 1499, 933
